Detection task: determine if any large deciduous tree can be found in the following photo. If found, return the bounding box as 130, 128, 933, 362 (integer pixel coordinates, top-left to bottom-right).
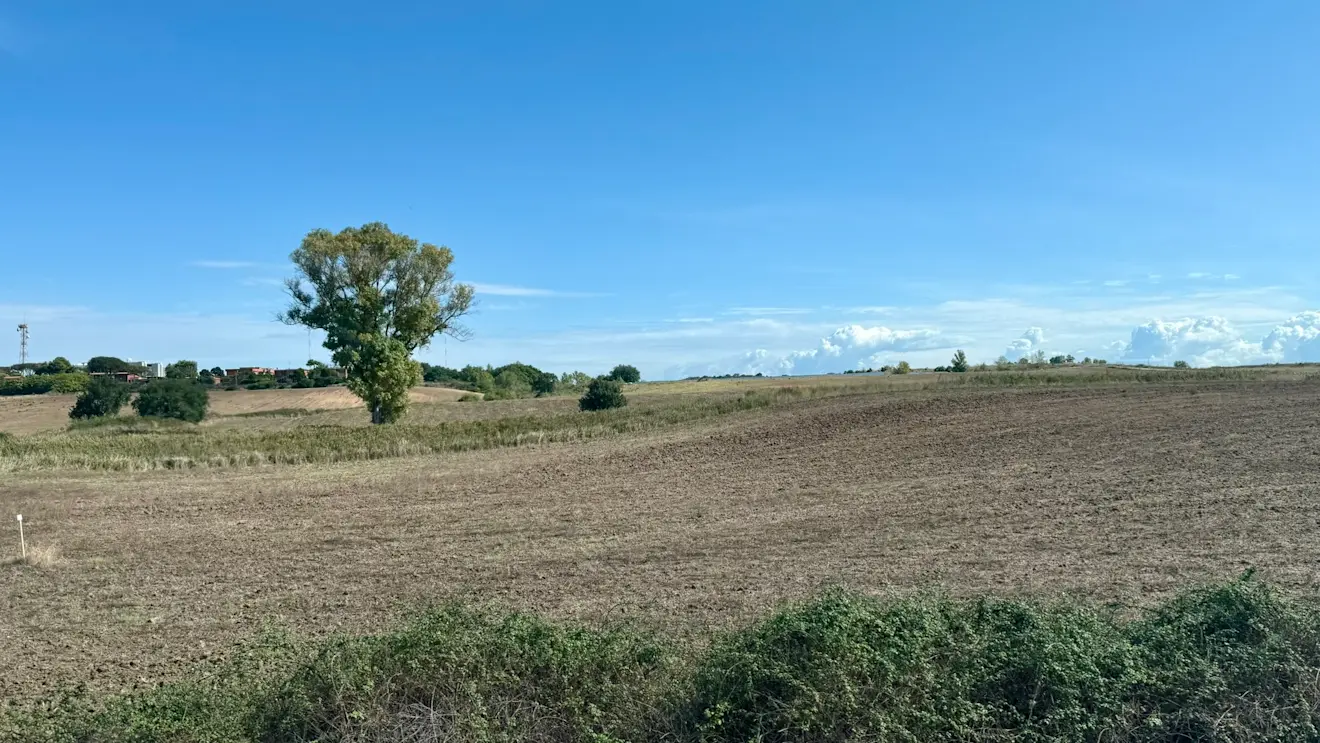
281, 223, 474, 424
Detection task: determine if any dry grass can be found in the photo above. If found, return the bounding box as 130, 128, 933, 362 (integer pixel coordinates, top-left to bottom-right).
3, 543, 60, 569
3, 377, 1320, 700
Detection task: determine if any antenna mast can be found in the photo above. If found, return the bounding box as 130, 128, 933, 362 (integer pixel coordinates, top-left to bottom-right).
17, 323, 29, 366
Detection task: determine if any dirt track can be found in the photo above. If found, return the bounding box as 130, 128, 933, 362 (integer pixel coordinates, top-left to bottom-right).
3, 381, 1320, 698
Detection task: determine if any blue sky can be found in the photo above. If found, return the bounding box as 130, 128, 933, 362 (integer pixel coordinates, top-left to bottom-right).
3, 2, 1319, 378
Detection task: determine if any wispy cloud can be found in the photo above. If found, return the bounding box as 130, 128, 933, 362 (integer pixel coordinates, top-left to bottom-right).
470, 282, 606, 298
725, 307, 814, 316
1187, 272, 1211, 279
193, 260, 259, 269
1102, 279, 1129, 287
241, 277, 286, 288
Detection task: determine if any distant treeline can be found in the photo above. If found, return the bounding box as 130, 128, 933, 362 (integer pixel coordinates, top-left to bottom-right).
421, 362, 640, 399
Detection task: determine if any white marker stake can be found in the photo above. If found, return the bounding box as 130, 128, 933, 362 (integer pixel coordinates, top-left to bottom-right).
15, 515, 24, 560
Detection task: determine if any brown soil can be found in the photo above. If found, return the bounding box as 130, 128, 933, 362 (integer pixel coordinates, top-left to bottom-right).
2, 381, 1319, 699
0, 385, 474, 435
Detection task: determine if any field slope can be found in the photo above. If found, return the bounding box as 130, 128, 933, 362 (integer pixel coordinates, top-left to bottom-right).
3, 379, 1319, 699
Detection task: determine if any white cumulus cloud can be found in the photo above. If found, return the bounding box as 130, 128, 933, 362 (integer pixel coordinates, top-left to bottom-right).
1004, 327, 1046, 360
1119, 317, 1265, 366
1261, 311, 1320, 363
671, 324, 944, 377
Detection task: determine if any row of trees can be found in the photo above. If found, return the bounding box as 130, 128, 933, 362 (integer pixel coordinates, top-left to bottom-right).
69, 377, 209, 422
419, 362, 640, 400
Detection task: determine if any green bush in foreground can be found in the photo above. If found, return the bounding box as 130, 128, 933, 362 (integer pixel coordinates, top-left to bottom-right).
580, 377, 628, 411
68, 376, 131, 420
132, 379, 209, 422
9, 576, 1320, 743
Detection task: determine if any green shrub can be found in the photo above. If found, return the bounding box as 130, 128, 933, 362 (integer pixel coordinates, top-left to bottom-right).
9, 577, 1320, 743
259, 605, 674, 742
68, 376, 131, 420
0, 372, 89, 397
133, 379, 209, 422
457, 393, 482, 402
1174, 360, 1190, 369
579, 377, 627, 411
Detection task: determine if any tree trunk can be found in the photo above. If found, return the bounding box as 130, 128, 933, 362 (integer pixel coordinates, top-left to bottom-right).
371, 404, 383, 425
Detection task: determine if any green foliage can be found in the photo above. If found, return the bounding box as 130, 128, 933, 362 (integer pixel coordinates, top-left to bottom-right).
133, 379, 209, 422
259, 605, 673, 743
607, 364, 642, 383
68, 376, 131, 420
689, 575, 1320, 743
463, 365, 496, 395
893, 360, 912, 374
13, 578, 1320, 743
35, 356, 74, 375
533, 371, 558, 396
1174, 360, 1190, 368
420, 362, 476, 390
559, 371, 593, 393
340, 336, 422, 424
950, 349, 969, 373
165, 360, 199, 379
580, 377, 628, 411
493, 367, 535, 397
0, 373, 89, 397
282, 222, 474, 424
85, 356, 145, 374
457, 393, 482, 402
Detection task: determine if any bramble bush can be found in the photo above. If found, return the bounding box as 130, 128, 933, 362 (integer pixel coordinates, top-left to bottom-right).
10, 575, 1320, 743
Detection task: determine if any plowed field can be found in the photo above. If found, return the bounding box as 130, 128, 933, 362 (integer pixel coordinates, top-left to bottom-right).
3, 380, 1320, 698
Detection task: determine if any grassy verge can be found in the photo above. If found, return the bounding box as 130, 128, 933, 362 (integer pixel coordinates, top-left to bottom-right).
0, 391, 788, 472
2, 367, 1310, 472
7, 576, 1320, 742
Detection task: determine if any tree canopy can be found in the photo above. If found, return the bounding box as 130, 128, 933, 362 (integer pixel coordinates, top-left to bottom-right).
36, 357, 74, 375
86, 356, 145, 374
166, 360, 199, 379
282, 223, 474, 424
606, 364, 641, 384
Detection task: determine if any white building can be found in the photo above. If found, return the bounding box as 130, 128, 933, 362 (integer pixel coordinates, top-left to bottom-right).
142, 362, 166, 378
